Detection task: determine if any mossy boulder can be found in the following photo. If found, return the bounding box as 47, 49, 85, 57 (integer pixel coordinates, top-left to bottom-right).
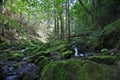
28, 51, 50, 63
88, 55, 120, 65
35, 56, 49, 69
40, 59, 119, 80
61, 50, 73, 59
47, 44, 70, 53
0, 50, 24, 61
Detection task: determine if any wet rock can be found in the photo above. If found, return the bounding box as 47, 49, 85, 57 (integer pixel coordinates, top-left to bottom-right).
5, 75, 20, 80
49, 52, 61, 61
0, 61, 39, 80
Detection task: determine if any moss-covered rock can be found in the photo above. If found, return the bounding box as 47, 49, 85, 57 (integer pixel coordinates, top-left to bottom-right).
28, 51, 50, 63
61, 50, 73, 59
35, 56, 49, 73
88, 55, 120, 65
40, 59, 119, 80
7, 51, 24, 61
0, 50, 24, 61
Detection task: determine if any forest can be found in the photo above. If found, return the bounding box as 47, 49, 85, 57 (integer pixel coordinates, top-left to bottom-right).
0, 0, 120, 80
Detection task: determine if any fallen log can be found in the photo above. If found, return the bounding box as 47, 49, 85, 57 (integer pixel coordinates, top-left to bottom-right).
70, 31, 92, 37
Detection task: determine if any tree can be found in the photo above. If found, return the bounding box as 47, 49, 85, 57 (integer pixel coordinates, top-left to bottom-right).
0, 0, 5, 36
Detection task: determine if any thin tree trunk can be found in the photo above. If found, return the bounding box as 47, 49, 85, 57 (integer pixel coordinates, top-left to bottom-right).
55, 16, 57, 37
54, 11, 57, 37
27, 13, 30, 37
67, 0, 70, 41
56, 15, 59, 38
65, 0, 68, 38
1, 0, 5, 36
9, 0, 12, 30
59, 13, 64, 39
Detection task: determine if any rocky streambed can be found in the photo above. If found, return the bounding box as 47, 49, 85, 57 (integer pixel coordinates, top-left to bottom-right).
0, 61, 39, 80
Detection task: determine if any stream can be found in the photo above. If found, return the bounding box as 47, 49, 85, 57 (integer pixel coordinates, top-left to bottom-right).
0, 49, 39, 80
72, 42, 94, 57
0, 43, 93, 80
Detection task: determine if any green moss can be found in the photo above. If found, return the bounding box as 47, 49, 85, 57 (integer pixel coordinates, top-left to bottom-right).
47, 44, 70, 53
104, 19, 120, 33
61, 50, 73, 59
7, 51, 24, 61
88, 55, 120, 65
35, 56, 49, 70
40, 59, 118, 80
28, 51, 50, 62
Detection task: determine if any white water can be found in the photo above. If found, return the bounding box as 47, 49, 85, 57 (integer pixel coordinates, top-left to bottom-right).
74, 47, 79, 56
79, 53, 84, 57
73, 45, 84, 57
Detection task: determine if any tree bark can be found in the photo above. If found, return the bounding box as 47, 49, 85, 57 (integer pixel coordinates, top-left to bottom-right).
56, 15, 59, 38
1, 0, 5, 36
67, 0, 70, 41
70, 31, 92, 37
59, 13, 64, 39
65, 0, 68, 38
54, 14, 57, 37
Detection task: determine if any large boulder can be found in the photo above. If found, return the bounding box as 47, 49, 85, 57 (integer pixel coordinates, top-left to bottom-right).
40, 59, 120, 80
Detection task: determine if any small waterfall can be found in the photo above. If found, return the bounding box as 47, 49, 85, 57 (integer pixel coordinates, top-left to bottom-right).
72, 41, 84, 57
74, 47, 79, 56
21, 49, 25, 53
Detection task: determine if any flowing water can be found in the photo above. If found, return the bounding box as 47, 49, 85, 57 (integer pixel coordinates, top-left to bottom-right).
74, 47, 79, 56
73, 45, 84, 57
0, 48, 39, 80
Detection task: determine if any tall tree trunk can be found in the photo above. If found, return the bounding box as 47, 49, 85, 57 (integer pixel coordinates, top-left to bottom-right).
1, 0, 5, 36
59, 13, 64, 39
9, 0, 13, 30
56, 15, 59, 38
54, 14, 57, 37
65, 0, 68, 38
67, 0, 70, 41
27, 13, 30, 37
0, 0, 3, 14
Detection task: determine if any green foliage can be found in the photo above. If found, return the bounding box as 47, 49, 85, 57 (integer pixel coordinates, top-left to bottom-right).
7, 50, 24, 61
100, 48, 109, 55
101, 48, 108, 52
88, 55, 120, 65
47, 44, 68, 53
29, 51, 50, 61
99, 18, 120, 49
0, 50, 24, 61
61, 50, 73, 58
35, 56, 49, 71
40, 59, 118, 80
104, 19, 120, 34
86, 30, 103, 51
